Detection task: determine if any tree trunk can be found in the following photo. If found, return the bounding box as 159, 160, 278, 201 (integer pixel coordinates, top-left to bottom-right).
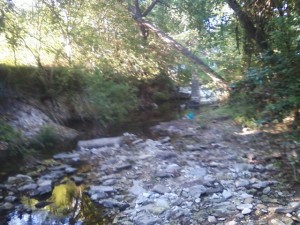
128, 0, 228, 90
225, 0, 270, 52
136, 18, 228, 89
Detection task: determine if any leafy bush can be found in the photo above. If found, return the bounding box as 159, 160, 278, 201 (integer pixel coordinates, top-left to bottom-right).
0, 120, 31, 156
152, 91, 170, 103
83, 69, 138, 123
31, 125, 60, 150
229, 52, 300, 127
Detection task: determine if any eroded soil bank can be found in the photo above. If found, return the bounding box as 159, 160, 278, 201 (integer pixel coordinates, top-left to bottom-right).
1, 106, 300, 225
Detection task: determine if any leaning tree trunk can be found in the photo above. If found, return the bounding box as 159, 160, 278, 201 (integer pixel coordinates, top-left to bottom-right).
128, 0, 228, 89
136, 18, 228, 90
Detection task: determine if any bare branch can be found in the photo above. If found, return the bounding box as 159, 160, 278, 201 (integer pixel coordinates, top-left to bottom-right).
142, 0, 160, 17
134, 0, 142, 18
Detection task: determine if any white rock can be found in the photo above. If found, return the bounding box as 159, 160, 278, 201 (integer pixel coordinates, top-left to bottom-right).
222, 190, 233, 199
237, 203, 253, 211
240, 193, 253, 199
241, 208, 252, 215
208, 216, 217, 223
225, 221, 237, 225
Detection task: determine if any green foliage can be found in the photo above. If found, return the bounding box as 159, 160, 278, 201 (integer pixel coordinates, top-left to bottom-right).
230, 51, 300, 126
152, 92, 170, 103
0, 120, 32, 156
84, 69, 138, 123
31, 125, 60, 150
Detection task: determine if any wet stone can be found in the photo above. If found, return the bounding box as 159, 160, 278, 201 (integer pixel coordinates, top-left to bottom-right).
18, 183, 38, 192
65, 167, 77, 174
7, 174, 32, 185
36, 184, 52, 196
0, 202, 13, 210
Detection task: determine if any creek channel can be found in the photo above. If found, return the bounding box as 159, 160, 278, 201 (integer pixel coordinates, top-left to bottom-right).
0, 100, 196, 225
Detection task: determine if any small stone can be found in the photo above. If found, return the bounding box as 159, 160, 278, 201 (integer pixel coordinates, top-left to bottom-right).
211, 193, 220, 199
152, 184, 168, 194
237, 204, 253, 211
225, 221, 237, 225
195, 198, 201, 203
37, 185, 52, 195
188, 167, 207, 178
4, 196, 17, 202
155, 198, 170, 209
208, 216, 217, 223
262, 186, 271, 194
244, 198, 254, 204
154, 170, 171, 178
188, 185, 207, 197
149, 206, 167, 215
165, 164, 181, 176
65, 167, 77, 174
143, 192, 151, 198
222, 190, 232, 199
0, 202, 13, 210
18, 183, 38, 192
155, 151, 177, 160
37, 179, 52, 187
89, 185, 115, 193
161, 136, 171, 143
132, 139, 144, 145
240, 193, 253, 199
235, 179, 250, 188
100, 200, 129, 211
252, 181, 269, 189
241, 208, 252, 215
7, 174, 32, 185
115, 163, 132, 171
134, 213, 159, 225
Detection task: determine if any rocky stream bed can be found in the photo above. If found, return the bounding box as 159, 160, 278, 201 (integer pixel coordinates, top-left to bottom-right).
1, 106, 300, 225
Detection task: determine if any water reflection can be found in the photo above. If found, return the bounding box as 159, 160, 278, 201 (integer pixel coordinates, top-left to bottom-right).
8, 181, 110, 225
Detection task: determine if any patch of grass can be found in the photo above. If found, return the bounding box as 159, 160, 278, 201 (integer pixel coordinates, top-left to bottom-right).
0, 120, 35, 156
31, 125, 60, 150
